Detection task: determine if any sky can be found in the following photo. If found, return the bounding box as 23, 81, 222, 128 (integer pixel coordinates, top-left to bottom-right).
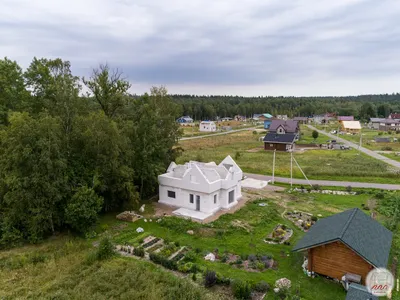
2, 0, 400, 96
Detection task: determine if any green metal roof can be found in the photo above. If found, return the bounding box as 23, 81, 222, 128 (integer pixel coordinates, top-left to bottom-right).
345, 284, 377, 300
292, 208, 392, 268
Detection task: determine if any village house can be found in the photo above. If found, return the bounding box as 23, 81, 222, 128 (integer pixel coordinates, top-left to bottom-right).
199, 121, 217, 132
220, 117, 232, 122
176, 116, 194, 124
389, 113, 400, 120
293, 117, 309, 124
341, 120, 362, 134
276, 115, 288, 120
312, 113, 336, 124
234, 115, 246, 121
158, 156, 243, 220
369, 118, 386, 130
293, 208, 392, 285
263, 120, 300, 151
378, 119, 400, 132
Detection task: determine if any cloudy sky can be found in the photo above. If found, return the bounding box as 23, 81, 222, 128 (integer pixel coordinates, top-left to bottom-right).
2, 0, 400, 96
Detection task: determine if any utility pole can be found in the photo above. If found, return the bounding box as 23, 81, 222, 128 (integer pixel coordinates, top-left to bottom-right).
272, 149, 276, 184
290, 151, 293, 189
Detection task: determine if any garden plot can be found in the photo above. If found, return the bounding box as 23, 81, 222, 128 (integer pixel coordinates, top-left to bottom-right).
264, 224, 293, 244
285, 211, 318, 232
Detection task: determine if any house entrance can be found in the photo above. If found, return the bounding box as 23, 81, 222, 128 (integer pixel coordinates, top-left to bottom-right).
196, 195, 200, 211
228, 190, 234, 204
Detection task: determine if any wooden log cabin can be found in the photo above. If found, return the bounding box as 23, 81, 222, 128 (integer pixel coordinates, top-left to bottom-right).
293, 208, 392, 284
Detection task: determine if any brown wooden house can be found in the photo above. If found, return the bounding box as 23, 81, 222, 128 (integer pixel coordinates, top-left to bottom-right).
263, 133, 296, 151
293, 208, 392, 284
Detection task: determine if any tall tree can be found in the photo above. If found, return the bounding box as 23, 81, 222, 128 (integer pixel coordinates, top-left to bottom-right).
83, 64, 131, 118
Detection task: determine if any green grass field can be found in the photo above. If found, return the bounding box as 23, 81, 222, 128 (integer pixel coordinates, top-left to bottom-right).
177, 131, 399, 184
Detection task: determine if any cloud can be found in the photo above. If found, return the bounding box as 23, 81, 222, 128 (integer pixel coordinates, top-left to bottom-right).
1, 0, 400, 96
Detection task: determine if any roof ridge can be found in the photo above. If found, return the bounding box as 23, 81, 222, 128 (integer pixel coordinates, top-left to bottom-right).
339, 208, 358, 239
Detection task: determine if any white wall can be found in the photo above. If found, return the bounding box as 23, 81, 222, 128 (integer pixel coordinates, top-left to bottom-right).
199, 122, 217, 132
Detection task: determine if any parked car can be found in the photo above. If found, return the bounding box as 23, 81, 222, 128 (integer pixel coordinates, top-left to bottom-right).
340, 145, 350, 150
330, 130, 337, 134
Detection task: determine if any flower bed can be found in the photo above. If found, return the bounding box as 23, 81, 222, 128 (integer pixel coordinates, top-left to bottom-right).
264, 224, 293, 244
142, 237, 160, 248
218, 252, 278, 272
285, 211, 317, 231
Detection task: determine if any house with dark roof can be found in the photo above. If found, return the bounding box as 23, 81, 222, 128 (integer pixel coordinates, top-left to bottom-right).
293, 208, 392, 284
369, 118, 386, 130
338, 116, 355, 122
345, 283, 377, 300
378, 119, 400, 132
269, 120, 300, 135
263, 133, 297, 151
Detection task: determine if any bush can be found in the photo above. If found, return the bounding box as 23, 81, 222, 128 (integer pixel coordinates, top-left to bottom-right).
253, 281, 270, 293
184, 250, 197, 262
382, 146, 393, 151
252, 131, 257, 135
232, 280, 252, 300
192, 273, 197, 281
281, 224, 287, 230
311, 216, 318, 222
175, 241, 180, 247
235, 258, 243, 265
133, 247, 145, 257
375, 192, 385, 199
248, 254, 257, 262
311, 184, 320, 190
256, 262, 265, 270
96, 237, 114, 260
204, 270, 217, 287
149, 253, 178, 270
221, 254, 228, 263
346, 185, 352, 192
235, 151, 242, 160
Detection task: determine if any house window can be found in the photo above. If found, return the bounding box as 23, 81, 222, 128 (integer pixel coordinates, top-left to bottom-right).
190, 194, 194, 204
228, 190, 235, 204
214, 194, 217, 204
270, 144, 273, 147
168, 191, 176, 198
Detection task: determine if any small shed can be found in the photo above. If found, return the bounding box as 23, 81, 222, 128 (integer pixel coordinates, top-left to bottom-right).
263, 133, 296, 151
293, 208, 392, 284
345, 283, 377, 300
374, 137, 391, 143
341, 121, 362, 134
199, 121, 217, 132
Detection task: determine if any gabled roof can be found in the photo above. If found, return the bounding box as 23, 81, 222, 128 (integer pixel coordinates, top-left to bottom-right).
342, 121, 361, 130
177, 116, 193, 122
293, 208, 392, 268
263, 133, 296, 144
200, 121, 215, 124
269, 120, 299, 133
346, 284, 377, 300
370, 118, 386, 123
379, 119, 400, 124
253, 113, 273, 119
293, 117, 308, 121
389, 113, 400, 119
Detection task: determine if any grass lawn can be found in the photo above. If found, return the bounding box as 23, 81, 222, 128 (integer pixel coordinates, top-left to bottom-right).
298, 125, 330, 144
177, 131, 399, 184
111, 199, 347, 300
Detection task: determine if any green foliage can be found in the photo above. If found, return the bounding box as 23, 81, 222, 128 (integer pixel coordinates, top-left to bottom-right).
65, 186, 103, 234
232, 280, 252, 300
149, 252, 178, 270
235, 151, 242, 160
253, 281, 270, 293
133, 247, 145, 257
312, 130, 319, 140
96, 237, 114, 261
204, 270, 217, 287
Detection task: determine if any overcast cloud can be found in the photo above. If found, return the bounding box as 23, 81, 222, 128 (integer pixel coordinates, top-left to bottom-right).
1, 0, 400, 96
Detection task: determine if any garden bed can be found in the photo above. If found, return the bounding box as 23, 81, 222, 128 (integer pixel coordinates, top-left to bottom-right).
285, 211, 317, 232
215, 252, 278, 272
264, 224, 293, 244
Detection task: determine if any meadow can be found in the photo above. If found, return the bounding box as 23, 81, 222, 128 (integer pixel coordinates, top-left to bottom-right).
177, 131, 399, 184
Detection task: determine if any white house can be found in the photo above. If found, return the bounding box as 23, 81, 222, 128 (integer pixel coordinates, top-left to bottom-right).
158, 156, 243, 220
199, 121, 216, 132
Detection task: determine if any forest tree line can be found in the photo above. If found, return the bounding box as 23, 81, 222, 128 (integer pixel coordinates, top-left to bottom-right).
0, 57, 181, 246
171, 94, 400, 121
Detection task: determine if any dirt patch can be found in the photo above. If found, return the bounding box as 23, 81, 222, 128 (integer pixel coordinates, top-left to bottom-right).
231, 220, 253, 232
198, 228, 217, 237
246, 147, 263, 153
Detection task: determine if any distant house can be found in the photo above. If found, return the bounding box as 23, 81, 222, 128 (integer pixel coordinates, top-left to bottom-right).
220, 117, 232, 122
338, 116, 355, 122
276, 115, 288, 121
378, 119, 400, 132
263, 133, 297, 151
345, 284, 377, 300
389, 113, 400, 120
341, 121, 362, 134
176, 116, 194, 123
369, 118, 386, 130
253, 113, 273, 121
293, 117, 309, 124
221, 126, 232, 131
158, 156, 243, 220
312, 113, 335, 124
199, 121, 217, 132
234, 115, 246, 121
293, 208, 392, 284
269, 120, 300, 139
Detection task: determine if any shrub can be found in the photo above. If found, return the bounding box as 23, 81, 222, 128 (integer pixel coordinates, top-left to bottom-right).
253, 281, 270, 293
235, 151, 242, 160
195, 247, 201, 254
252, 130, 257, 135
175, 241, 180, 247
192, 273, 197, 281
281, 224, 287, 230
133, 247, 145, 257
312, 184, 320, 190
235, 258, 243, 265
149, 253, 178, 270
375, 192, 385, 199
204, 270, 217, 287
96, 237, 114, 260
221, 254, 228, 263
382, 146, 393, 151
248, 254, 257, 262
232, 280, 252, 300
311, 216, 318, 222
346, 185, 352, 192
184, 250, 197, 262
283, 241, 291, 246
256, 262, 265, 270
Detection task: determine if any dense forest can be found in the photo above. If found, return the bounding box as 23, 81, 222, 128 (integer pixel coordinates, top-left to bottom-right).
171, 94, 400, 121
0, 57, 182, 246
